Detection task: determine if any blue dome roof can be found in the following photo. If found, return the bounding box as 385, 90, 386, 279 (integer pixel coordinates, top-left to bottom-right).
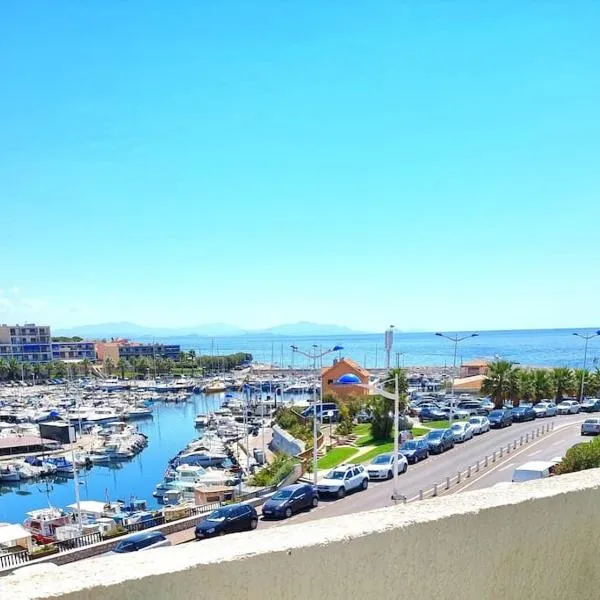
337, 373, 361, 385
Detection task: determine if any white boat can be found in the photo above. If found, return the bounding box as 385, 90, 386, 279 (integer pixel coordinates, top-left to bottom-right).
0, 465, 21, 482
203, 380, 227, 394
194, 414, 209, 428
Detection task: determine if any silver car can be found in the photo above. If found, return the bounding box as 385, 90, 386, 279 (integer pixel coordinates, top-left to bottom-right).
581, 418, 600, 435
534, 401, 558, 417
557, 401, 581, 415
451, 421, 474, 442
469, 416, 490, 434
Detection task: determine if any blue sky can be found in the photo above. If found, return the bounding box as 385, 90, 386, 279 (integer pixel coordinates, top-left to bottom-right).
1, 2, 599, 332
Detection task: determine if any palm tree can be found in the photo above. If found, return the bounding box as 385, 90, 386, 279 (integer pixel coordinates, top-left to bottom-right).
588, 368, 600, 398
552, 367, 575, 401
481, 360, 517, 409
0, 358, 9, 381
7, 358, 21, 381
81, 358, 91, 377
32, 362, 44, 384
164, 358, 175, 374
104, 357, 115, 377
117, 358, 129, 380
533, 369, 553, 402
573, 369, 591, 400
518, 370, 535, 402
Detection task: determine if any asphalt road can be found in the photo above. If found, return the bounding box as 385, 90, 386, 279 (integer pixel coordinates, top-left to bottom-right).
259, 413, 589, 530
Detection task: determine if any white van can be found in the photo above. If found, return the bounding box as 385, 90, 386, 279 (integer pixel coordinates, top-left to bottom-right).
512, 461, 557, 483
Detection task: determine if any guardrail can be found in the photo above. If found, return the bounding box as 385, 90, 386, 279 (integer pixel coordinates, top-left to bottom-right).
0, 549, 29, 570
55, 532, 103, 553
408, 422, 555, 503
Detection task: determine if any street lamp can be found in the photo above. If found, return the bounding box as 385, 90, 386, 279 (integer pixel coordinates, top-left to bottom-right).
290, 344, 343, 484
434, 332, 479, 423
573, 330, 600, 401
336, 373, 404, 502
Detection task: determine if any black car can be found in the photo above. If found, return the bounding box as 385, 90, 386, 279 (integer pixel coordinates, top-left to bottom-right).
195, 504, 258, 539
262, 483, 319, 519
400, 439, 429, 463
488, 409, 513, 428
511, 406, 536, 422
425, 429, 455, 454
111, 531, 171, 554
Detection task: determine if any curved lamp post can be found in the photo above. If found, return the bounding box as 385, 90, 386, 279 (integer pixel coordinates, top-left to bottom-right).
435, 332, 479, 423
336, 373, 404, 503
573, 331, 600, 401
290, 344, 344, 484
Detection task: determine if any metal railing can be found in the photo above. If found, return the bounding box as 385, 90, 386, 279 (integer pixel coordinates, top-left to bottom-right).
411, 422, 555, 503
55, 532, 103, 553
0, 549, 30, 569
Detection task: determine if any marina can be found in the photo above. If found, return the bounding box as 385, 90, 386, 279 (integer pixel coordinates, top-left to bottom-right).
0, 380, 314, 527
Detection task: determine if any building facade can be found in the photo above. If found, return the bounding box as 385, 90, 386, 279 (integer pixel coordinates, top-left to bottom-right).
321, 358, 371, 398
0, 323, 52, 363
0, 324, 95, 363
96, 340, 181, 363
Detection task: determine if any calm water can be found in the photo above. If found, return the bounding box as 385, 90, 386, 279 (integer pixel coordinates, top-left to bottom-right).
158, 328, 600, 369
0, 391, 312, 525
0, 394, 224, 524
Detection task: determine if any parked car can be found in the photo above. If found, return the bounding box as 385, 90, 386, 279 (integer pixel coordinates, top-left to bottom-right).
480, 399, 495, 411
581, 418, 600, 436
451, 421, 474, 442
262, 483, 319, 519
440, 407, 471, 421
557, 400, 581, 415
424, 429, 455, 454
580, 399, 600, 413
112, 531, 171, 554
533, 402, 558, 417
355, 410, 372, 423
195, 504, 258, 539
366, 452, 408, 480
468, 416, 490, 434
419, 407, 447, 422
457, 401, 489, 416
400, 439, 429, 463
317, 464, 368, 498
511, 406, 537, 422
488, 409, 513, 428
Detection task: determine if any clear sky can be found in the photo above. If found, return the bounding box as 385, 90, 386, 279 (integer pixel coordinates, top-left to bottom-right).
1, 2, 599, 332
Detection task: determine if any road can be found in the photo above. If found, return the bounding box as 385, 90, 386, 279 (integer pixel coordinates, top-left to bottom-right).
258, 413, 588, 530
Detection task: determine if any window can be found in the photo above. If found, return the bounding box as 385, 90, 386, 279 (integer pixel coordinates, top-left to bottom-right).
328, 379, 333, 384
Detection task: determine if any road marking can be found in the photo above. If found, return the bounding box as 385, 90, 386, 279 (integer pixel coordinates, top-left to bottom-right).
497, 462, 515, 472
528, 450, 542, 457
457, 422, 580, 493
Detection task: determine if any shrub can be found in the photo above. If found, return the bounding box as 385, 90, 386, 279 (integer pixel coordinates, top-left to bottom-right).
101, 525, 128, 540
249, 454, 297, 486
336, 404, 354, 436
555, 438, 600, 475
276, 408, 314, 448
30, 544, 59, 558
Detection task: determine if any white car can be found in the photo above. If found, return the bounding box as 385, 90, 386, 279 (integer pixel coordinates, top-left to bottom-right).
581, 418, 600, 435
451, 421, 474, 442
557, 400, 581, 415
317, 464, 368, 498
366, 453, 408, 481
469, 416, 490, 434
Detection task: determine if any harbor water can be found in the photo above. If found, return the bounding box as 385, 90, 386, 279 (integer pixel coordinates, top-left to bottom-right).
0, 394, 227, 525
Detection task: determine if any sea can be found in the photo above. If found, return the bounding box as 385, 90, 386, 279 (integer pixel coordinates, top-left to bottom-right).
1, 328, 598, 526
168, 328, 600, 370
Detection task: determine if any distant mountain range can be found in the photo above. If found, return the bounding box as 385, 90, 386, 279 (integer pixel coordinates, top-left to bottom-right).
54, 321, 368, 339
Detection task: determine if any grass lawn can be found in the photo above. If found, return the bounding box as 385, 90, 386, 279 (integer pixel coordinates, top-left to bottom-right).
424, 420, 451, 429
317, 447, 358, 470
357, 443, 395, 463
410, 427, 429, 437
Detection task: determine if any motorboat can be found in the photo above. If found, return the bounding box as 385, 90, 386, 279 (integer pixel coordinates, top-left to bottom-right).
0, 465, 20, 482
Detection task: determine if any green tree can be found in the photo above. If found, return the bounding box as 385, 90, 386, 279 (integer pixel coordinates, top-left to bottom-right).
533, 369, 554, 402
7, 358, 22, 380
573, 369, 591, 400
368, 369, 409, 441
51, 360, 68, 378
588, 369, 600, 398
81, 358, 91, 377
32, 362, 45, 383
481, 360, 518, 409
336, 404, 354, 436
117, 358, 129, 380
0, 358, 9, 381
104, 357, 115, 376
518, 370, 535, 402
164, 358, 175, 374
552, 367, 575, 401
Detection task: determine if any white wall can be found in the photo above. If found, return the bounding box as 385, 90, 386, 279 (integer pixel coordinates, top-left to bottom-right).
4, 468, 600, 600
270, 423, 305, 456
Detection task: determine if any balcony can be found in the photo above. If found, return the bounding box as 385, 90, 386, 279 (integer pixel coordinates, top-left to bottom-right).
3, 468, 600, 599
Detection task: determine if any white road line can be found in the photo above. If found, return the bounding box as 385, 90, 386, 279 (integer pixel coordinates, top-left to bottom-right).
497, 463, 515, 472
458, 422, 580, 493
528, 450, 542, 457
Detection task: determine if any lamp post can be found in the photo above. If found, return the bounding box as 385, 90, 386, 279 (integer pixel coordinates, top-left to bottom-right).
336, 373, 403, 502
573, 331, 600, 401
290, 344, 343, 484
434, 332, 479, 423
